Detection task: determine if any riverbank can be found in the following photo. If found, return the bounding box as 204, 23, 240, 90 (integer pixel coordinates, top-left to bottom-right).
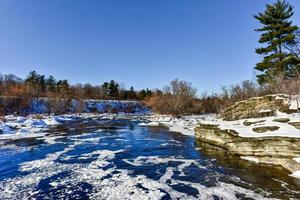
0, 97, 151, 115
195, 95, 300, 179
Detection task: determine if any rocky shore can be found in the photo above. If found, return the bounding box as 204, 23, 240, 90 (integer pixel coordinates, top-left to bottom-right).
194, 94, 300, 178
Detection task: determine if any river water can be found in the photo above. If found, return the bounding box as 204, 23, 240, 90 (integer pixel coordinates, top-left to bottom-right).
0, 118, 299, 199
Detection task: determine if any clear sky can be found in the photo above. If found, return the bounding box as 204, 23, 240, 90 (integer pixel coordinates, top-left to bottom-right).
0, 0, 299, 93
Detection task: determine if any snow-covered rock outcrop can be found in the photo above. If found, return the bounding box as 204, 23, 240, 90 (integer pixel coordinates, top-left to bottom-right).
195, 94, 300, 178
221, 94, 300, 121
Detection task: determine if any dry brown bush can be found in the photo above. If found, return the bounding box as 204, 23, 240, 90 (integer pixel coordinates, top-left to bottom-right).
145, 79, 199, 115
266, 74, 300, 95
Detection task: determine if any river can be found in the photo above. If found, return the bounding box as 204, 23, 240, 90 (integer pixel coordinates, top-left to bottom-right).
0, 117, 299, 199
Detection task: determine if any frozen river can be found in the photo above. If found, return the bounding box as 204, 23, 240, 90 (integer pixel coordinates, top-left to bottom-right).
0, 117, 299, 199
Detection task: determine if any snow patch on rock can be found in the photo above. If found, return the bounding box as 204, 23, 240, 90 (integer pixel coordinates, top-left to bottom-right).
290, 170, 300, 179
240, 156, 259, 163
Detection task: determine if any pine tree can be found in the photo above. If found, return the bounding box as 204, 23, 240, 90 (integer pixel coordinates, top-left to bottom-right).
101, 82, 110, 96
57, 80, 69, 94
139, 89, 147, 100
25, 71, 39, 85
254, 0, 299, 84
108, 80, 119, 98
128, 86, 136, 99
46, 75, 57, 92
25, 71, 40, 97
38, 75, 46, 93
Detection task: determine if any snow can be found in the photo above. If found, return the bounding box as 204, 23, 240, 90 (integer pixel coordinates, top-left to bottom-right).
290, 170, 300, 179
293, 157, 300, 163
0, 132, 46, 140
16, 116, 26, 123
138, 122, 160, 126
43, 116, 61, 125
0, 122, 13, 133
16, 128, 30, 134
4, 115, 17, 121
240, 156, 259, 163
53, 115, 76, 122
0, 115, 60, 137
258, 109, 272, 113
213, 115, 300, 138
23, 119, 47, 128
169, 124, 194, 136
288, 95, 300, 110
144, 114, 216, 137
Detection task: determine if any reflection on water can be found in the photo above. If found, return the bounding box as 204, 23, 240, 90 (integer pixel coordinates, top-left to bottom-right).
0, 118, 299, 199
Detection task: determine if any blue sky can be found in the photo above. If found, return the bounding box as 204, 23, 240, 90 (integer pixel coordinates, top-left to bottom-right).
0, 0, 299, 93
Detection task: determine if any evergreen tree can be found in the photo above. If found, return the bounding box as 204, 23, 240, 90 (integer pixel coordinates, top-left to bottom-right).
138, 88, 152, 100
128, 86, 136, 99
254, 0, 299, 84
25, 71, 40, 96
57, 80, 69, 93
46, 75, 57, 92
146, 88, 153, 97
139, 89, 147, 99
25, 71, 39, 85
101, 82, 110, 96
108, 80, 119, 98
286, 30, 300, 64
38, 75, 46, 93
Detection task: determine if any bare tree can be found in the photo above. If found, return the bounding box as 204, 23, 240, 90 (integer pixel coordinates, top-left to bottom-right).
146, 79, 197, 115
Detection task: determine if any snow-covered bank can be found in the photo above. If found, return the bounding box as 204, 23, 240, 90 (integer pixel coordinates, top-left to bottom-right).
139, 111, 300, 139
138, 94, 300, 139
199, 111, 300, 138
0, 97, 151, 115
138, 114, 216, 136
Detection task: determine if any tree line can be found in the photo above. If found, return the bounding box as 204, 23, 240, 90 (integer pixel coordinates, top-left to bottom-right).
0, 71, 155, 101
0, 71, 158, 115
